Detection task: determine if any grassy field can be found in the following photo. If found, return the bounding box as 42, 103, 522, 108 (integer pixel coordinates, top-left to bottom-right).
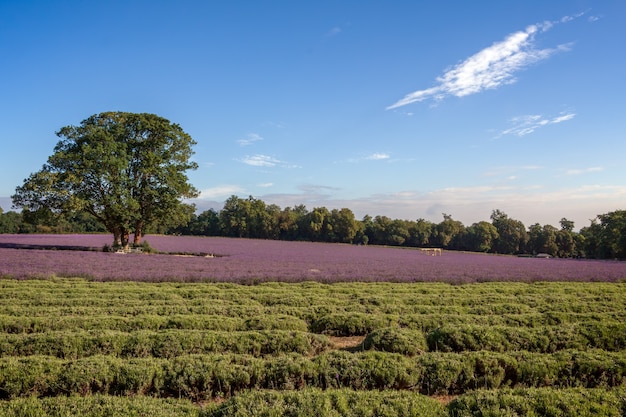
1, 277, 626, 416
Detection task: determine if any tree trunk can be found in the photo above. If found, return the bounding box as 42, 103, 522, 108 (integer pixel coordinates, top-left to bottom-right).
134, 221, 143, 245
123, 231, 130, 249
112, 228, 122, 248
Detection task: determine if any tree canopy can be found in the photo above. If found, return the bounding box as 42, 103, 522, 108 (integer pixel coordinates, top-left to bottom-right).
12, 112, 198, 248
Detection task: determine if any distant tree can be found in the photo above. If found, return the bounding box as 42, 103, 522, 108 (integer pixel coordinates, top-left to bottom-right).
580, 210, 626, 259
0, 209, 22, 233
526, 223, 569, 256
277, 205, 307, 240
66, 211, 107, 233
407, 218, 434, 247
555, 218, 577, 258
559, 218, 575, 232
555, 229, 576, 258
361, 215, 375, 244
329, 208, 358, 243
12, 112, 198, 249
465, 221, 499, 252
490, 209, 528, 254
189, 209, 221, 235
219, 195, 250, 237
434, 213, 465, 249
304, 207, 333, 241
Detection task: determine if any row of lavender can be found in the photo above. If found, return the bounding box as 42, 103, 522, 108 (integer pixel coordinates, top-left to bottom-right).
1, 234, 625, 282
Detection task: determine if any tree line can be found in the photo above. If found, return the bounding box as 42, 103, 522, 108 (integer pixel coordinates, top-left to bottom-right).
3, 195, 624, 259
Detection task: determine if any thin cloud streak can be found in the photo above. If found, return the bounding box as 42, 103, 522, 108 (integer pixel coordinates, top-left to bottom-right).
387, 15, 579, 109
237, 133, 263, 146
365, 153, 390, 160
346, 153, 391, 163
237, 154, 299, 168
498, 112, 576, 137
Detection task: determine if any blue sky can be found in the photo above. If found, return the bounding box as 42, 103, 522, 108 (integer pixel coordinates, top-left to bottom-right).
1, 1, 625, 230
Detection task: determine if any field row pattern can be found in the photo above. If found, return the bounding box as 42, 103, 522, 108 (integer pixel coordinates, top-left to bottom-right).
1, 322, 625, 359
1, 279, 625, 415
4, 387, 625, 417
2, 350, 626, 399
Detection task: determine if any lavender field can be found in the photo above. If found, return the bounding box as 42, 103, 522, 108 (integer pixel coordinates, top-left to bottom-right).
0, 234, 624, 282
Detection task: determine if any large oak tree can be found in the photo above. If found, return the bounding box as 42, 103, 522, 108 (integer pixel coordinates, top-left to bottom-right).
12, 112, 198, 248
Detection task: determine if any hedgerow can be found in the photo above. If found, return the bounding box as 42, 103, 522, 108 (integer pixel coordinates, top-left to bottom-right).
0, 330, 331, 359
425, 322, 626, 353
449, 387, 626, 417
0, 394, 203, 417
209, 388, 447, 417
0, 388, 624, 417
1, 350, 625, 399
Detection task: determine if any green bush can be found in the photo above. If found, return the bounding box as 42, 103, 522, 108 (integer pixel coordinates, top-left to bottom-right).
449, 387, 626, 417
309, 313, 397, 336
425, 323, 626, 353
0, 330, 332, 358
362, 327, 427, 356
211, 388, 447, 417
0, 395, 204, 417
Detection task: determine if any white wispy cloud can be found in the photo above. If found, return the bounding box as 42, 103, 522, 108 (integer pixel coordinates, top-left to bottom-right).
257, 182, 274, 188
346, 153, 391, 163
499, 112, 576, 137
238, 154, 299, 168
237, 133, 263, 146
239, 154, 281, 167
200, 185, 245, 199
387, 15, 579, 109
365, 153, 390, 160
565, 167, 603, 176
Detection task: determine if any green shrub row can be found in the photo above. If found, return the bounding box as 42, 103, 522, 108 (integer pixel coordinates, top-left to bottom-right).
2, 311, 624, 337
2, 350, 625, 399
3, 281, 624, 318
0, 389, 446, 417
0, 395, 203, 417
426, 322, 626, 353
343, 322, 626, 354
308, 312, 626, 336
362, 327, 428, 355
448, 387, 626, 417
6, 300, 625, 321
212, 387, 626, 417
1, 388, 624, 417
0, 330, 331, 359
0, 313, 309, 334
209, 388, 447, 417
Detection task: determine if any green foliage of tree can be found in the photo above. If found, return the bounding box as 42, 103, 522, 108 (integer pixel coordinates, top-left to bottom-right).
12, 112, 198, 248
465, 221, 499, 252
490, 209, 528, 254
329, 208, 358, 243
0, 208, 23, 233
434, 213, 465, 249
580, 210, 626, 259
